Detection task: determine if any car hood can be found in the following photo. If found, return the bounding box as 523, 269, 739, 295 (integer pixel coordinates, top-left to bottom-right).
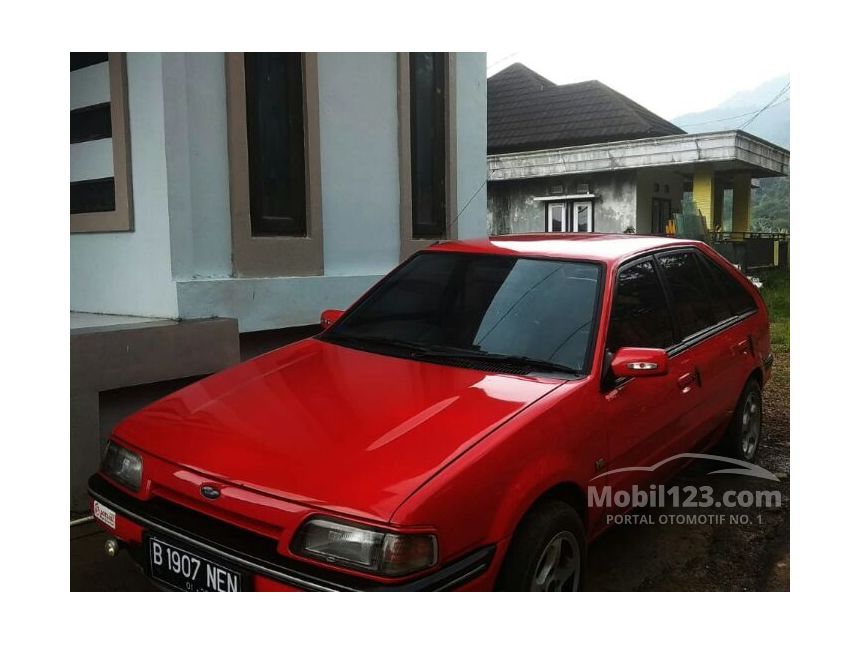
114, 338, 562, 521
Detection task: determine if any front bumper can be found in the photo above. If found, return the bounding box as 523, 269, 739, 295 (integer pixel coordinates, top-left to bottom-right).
88, 474, 495, 591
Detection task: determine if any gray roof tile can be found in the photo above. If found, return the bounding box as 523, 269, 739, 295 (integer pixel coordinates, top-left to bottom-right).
488, 63, 685, 153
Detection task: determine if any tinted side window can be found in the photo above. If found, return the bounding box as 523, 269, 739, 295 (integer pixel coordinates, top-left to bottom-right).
701, 256, 758, 315
658, 252, 718, 338
694, 253, 732, 323
607, 260, 674, 352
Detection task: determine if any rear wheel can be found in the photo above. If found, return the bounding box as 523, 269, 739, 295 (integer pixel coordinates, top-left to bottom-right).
723, 379, 763, 462
496, 500, 586, 592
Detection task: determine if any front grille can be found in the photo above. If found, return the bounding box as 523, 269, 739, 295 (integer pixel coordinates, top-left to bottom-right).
89, 474, 496, 591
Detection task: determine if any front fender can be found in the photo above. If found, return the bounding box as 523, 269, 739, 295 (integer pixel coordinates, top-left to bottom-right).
390, 381, 603, 565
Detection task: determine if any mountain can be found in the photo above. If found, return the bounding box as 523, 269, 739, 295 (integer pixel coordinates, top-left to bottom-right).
673, 76, 790, 233
672, 75, 790, 149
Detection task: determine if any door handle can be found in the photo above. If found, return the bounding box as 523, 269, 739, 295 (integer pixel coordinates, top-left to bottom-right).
677, 368, 701, 393
732, 338, 751, 355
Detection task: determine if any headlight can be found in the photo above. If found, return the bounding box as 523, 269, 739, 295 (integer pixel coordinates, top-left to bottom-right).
101, 441, 143, 492
294, 517, 437, 577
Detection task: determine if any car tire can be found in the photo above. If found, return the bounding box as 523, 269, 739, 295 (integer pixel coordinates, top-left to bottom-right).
496, 499, 586, 592
722, 378, 764, 462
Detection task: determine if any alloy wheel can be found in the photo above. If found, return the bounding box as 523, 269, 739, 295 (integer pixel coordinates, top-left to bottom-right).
740, 389, 762, 461
531, 531, 580, 591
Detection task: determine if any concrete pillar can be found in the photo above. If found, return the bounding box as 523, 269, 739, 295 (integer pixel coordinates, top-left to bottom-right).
692, 167, 716, 231
732, 172, 752, 233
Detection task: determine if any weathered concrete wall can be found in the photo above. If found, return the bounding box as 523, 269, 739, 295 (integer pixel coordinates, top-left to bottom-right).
594, 171, 637, 232
488, 171, 638, 235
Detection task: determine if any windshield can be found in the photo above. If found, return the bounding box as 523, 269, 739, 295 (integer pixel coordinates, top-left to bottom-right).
325, 252, 602, 374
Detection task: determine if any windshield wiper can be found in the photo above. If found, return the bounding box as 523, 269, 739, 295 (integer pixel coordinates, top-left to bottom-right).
325, 333, 430, 353
412, 348, 581, 376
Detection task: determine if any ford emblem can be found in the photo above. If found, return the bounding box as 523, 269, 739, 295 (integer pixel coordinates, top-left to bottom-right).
200, 484, 221, 500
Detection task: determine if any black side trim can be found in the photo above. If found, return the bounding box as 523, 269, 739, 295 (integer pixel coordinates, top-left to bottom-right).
88, 474, 494, 592
71, 102, 112, 144
666, 310, 756, 359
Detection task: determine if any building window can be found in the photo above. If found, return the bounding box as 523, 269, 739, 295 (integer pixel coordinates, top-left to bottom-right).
409, 52, 448, 238
545, 201, 593, 232
225, 53, 323, 277
244, 53, 307, 237
70, 53, 133, 233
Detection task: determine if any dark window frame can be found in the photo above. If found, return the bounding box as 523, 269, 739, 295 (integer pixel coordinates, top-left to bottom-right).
243, 52, 308, 238
409, 52, 449, 239
225, 53, 323, 278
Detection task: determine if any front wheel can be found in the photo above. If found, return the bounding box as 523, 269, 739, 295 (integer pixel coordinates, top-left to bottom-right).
496, 500, 586, 592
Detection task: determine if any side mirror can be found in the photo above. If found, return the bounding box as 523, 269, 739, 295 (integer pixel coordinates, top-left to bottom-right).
611, 347, 669, 379
320, 309, 344, 330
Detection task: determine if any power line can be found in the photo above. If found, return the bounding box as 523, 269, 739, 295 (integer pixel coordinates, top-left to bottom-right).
738, 83, 790, 130
676, 97, 790, 128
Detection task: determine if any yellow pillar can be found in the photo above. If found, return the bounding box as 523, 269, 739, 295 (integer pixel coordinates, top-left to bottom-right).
692, 167, 716, 231
732, 172, 751, 234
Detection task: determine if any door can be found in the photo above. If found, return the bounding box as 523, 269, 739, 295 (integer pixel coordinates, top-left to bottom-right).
655, 250, 739, 453
695, 251, 762, 433
652, 198, 672, 234
601, 257, 701, 504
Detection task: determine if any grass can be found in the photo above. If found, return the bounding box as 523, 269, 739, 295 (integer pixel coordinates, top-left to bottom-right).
754, 268, 790, 351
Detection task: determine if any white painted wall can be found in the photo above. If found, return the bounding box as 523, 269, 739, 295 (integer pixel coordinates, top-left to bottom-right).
71, 52, 490, 330
71, 53, 178, 318
318, 53, 400, 276
162, 53, 233, 280
454, 53, 488, 239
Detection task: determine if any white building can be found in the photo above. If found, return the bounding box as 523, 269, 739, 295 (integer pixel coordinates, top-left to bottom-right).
70, 52, 487, 508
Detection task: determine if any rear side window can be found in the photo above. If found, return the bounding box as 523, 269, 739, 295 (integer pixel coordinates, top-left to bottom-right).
694, 253, 733, 323
658, 252, 719, 338
607, 259, 674, 352
700, 255, 758, 315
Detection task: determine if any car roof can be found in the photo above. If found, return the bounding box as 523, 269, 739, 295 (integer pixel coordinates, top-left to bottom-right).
427, 233, 707, 267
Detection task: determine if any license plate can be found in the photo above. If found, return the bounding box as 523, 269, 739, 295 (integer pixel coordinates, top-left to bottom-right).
146, 534, 247, 592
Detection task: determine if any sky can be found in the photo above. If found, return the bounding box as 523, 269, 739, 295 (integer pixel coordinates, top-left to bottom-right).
486, 50, 790, 120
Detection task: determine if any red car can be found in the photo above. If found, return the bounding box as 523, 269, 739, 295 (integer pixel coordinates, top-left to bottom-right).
89, 234, 771, 592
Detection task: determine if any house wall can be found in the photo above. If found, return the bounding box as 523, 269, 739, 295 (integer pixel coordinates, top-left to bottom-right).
318, 53, 401, 276
71, 53, 179, 318
454, 53, 489, 239
71, 53, 488, 332
162, 53, 233, 281
487, 171, 638, 235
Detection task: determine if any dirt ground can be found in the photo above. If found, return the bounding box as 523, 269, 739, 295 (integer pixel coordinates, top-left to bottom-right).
584, 348, 790, 591
71, 349, 790, 592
